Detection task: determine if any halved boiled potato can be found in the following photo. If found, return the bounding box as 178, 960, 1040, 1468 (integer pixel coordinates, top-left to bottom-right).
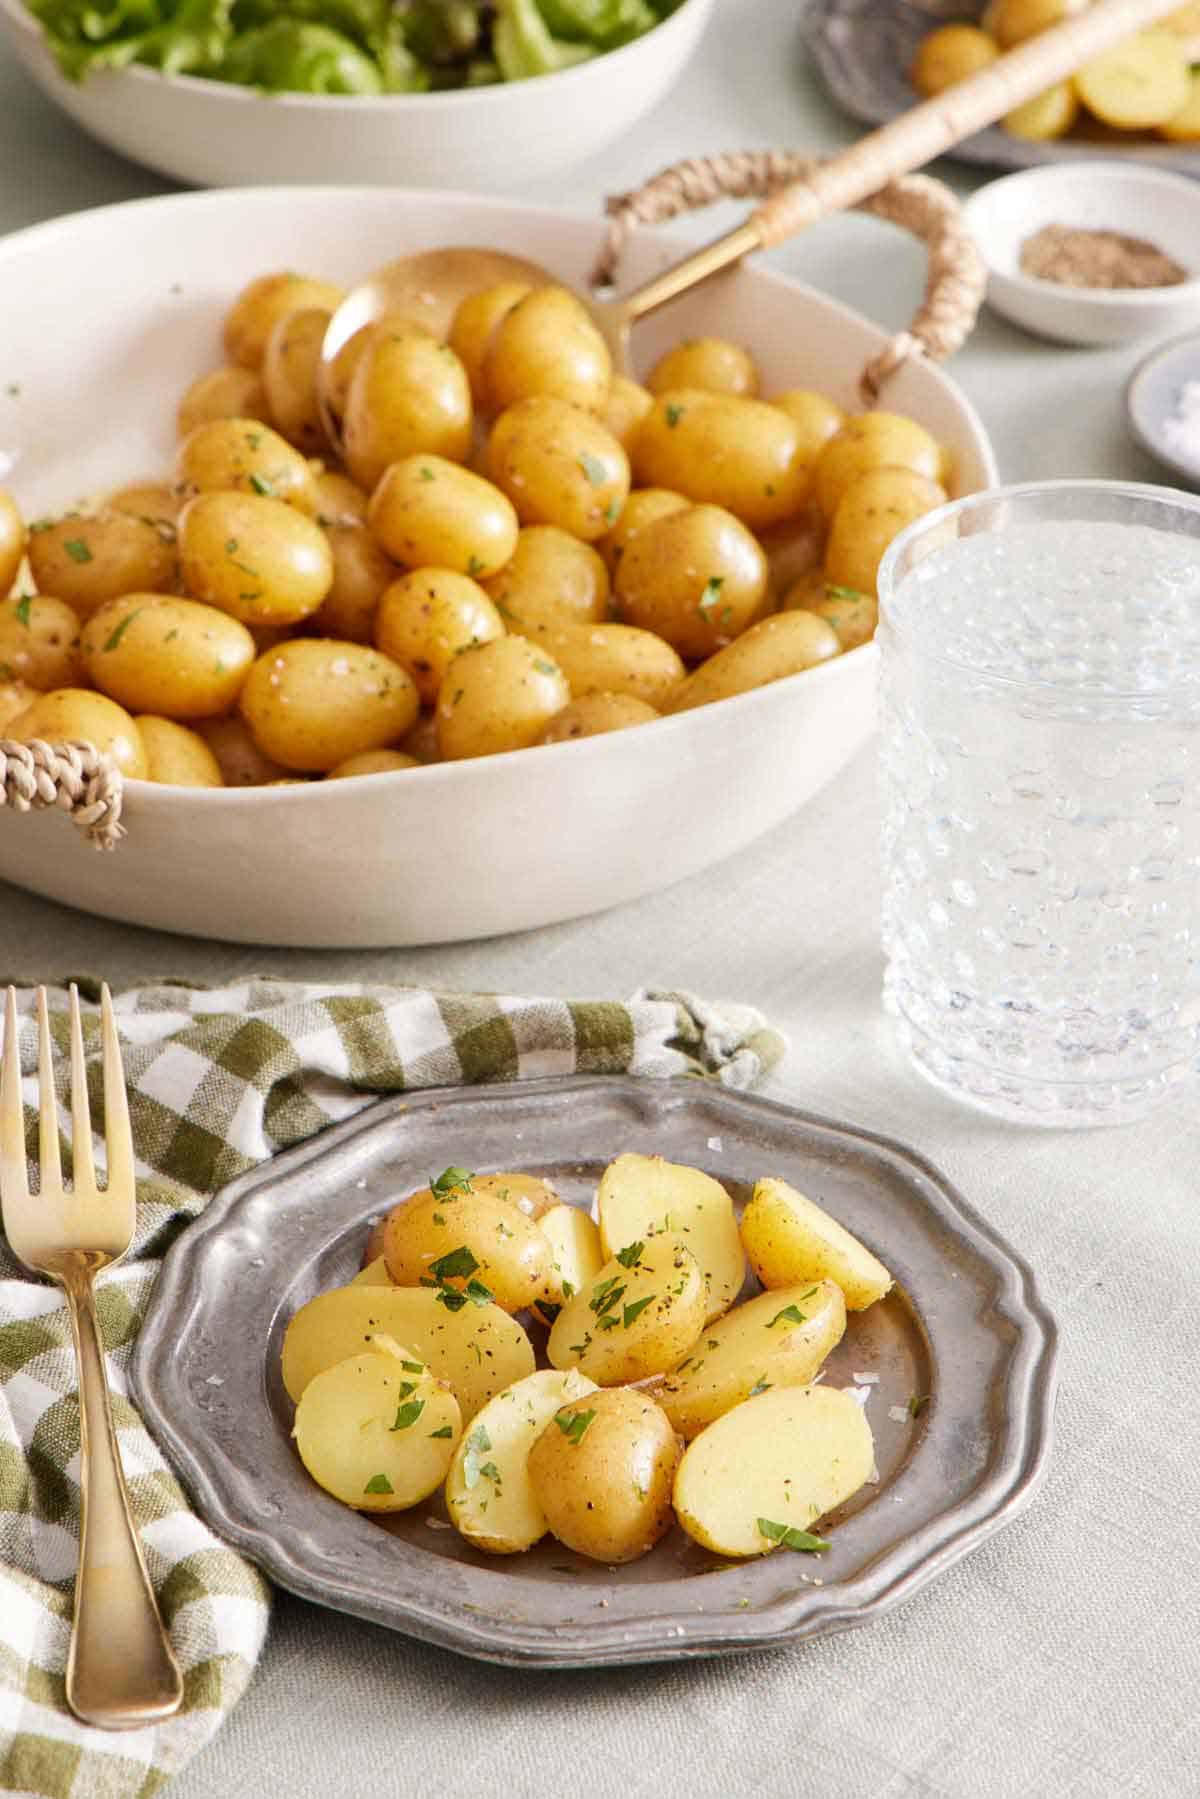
350, 1256, 394, 1288
527, 1387, 681, 1564
739, 1177, 892, 1311
597, 1153, 745, 1324
673, 1384, 874, 1557
382, 1185, 553, 1315
292, 1338, 461, 1512
281, 1284, 535, 1420
472, 1171, 561, 1221
533, 1204, 605, 1328
657, 1278, 846, 1439
546, 1234, 706, 1384
444, 1367, 597, 1554
1075, 31, 1190, 128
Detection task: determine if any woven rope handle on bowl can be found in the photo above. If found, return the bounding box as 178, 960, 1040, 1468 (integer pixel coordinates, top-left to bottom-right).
0, 740, 124, 849
592, 152, 986, 404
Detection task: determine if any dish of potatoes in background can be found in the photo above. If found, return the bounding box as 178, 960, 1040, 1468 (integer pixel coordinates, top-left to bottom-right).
0, 265, 959, 786
281, 1152, 900, 1568
911, 3, 1200, 144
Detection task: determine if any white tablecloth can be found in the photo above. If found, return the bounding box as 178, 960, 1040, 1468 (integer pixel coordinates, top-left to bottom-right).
1, 3, 1197, 1793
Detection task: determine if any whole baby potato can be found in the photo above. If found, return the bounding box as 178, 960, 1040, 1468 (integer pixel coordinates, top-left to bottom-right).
633, 389, 810, 528
398, 708, 440, 764
598, 487, 689, 577
106, 481, 185, 532
0, 593, 82, 690
262, 306, 332, 455
484, 286, 612, 416
540, 693, 659, 743
823, 467, 947, 596
769, 389, 846, 467
375, 569, 506, 706
614, 503, 769, 660
311, 469, 370, 528
910, 22, 999, 95
757, 511, 825, 598
135, 715, 224, 787
239, 638, 418, 772
448, 280, 535, 405
483, 525, 609, 632
436, 635, 569, 760
526, 621, 684, 710
813, 412, 943, 520
1003, 80, 1080, 139
223, 271, 345, 370
26, 513, 177, 620
669, 611, 841, 714
176, 417, 318, 516
487, 398, 630, 541
179, 491, 333, 627
367, 454, 518, 579
647, 337, 759, 398
0, 679, 37, 732
783, 575, 878, 652
383, 1184, 554, 1315
326, 748, 419, 779
323, 322, 379, 428
601, 376, 655, 456
177, 366, 269, 439
313, 523, 398, 643
7, 688, 147, 779
343, 324, 473, 492
0, 490, 26, 595
80, 593, 255, 719
527, 1387, 681, 1564
987, 0, 1087, 47
195, 714, 290, 786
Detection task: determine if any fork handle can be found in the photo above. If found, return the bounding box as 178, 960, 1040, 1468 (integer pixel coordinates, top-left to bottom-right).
61, 1270, 184, 1729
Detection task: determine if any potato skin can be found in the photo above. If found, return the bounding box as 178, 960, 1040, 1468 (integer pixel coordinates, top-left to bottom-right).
375, 569, 505, 708
326, 748, 419, 779
598, 487, 689, 578
261, 305, 331, 455
484, 525, 609, 633
179, 491, 333, 628
823, 467, 947, 597
343, 325, 473, 492
485, 286, 612, 416
194, 713, 290, 786
0, 593, 82, 691
177, 366, 269, 439
601, 377, 655, 456
136, 715, 224, 787
527, 1387, 681, 1564
546, 1234, 707, 1385
521, 621, 684, 711
669, 611, 841, 714
26, 512, 177, 621
313, 522, 398, 644
541, 694, 658, 744
7, 687, 148, 779
813, 413, 943, 521
614, 503, 769, 660
0, 679, 38, 732
448, 280, 534, 406
739, 1176, 893, 1310
647, 337, 759, 399
0, 490, 26, 596
223, 271, 345, 370
176, 417, 318, 516
487, 398, 630, 542
81, 594, 255, 719
444, 1367, 597, 1555
435, 635, 569, 761
382, 1185, 553, 1315
633, 390, 810, 529
368, 455, 518, 580
239, 638, 418, 772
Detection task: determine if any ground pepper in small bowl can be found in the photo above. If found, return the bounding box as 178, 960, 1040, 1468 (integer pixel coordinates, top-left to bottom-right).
1019, 224, 1189, 290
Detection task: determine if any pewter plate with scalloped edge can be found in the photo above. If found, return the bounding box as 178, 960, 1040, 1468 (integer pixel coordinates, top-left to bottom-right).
800, 0, 1200, 178
131, 1076, 1057, 1668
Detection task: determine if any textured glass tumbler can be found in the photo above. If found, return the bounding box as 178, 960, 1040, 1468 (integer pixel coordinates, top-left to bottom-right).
877, 481, 1200, 1127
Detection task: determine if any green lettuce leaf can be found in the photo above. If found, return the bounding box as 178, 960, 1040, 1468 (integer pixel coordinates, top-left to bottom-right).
215, 17, 384, 89
493, 0, 596, 79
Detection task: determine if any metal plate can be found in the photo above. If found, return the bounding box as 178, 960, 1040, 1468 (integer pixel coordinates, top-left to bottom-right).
801, 0, 1200, 179
131, 1077, 1057, 1668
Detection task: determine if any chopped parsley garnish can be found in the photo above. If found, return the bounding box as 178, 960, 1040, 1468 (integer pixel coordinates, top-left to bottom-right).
568, 1334, 592, 1357
615, 1241, 644, 1268
825, 584, 866, 604
478, 1461, 502, 1488
537, 1301, 562, 1326
13, 595, 32, 628
665, 403, 685, 428
757, 1517, 829, 1553
429, 1244, 479, 1283
429, 1425, 454, 1439
363, 1473, 394, 1495
595, 1313, 621, 1331
430, 1276, 494, 1312
249, 473, 275, 496
908, 1393, 929, 1418
430, 1166, 474, 1196
561, 1280, 575, 1300
102, 610, 142, 653
391, 1398, 425, 1432
419, 466, 436, 481
533, 659, 556, 676
767, 1304, 808, 1329
748, 1377, 772, 1397
400, 1359, 424, 1374
622, 1296, 654, 1329
604, 499, 621, 527
462, 1424, 493, 1489
578, 452, 606, 486
554, 1407, 596, 1446
466, 556, 485, 577
63, 538, 93, 564
697, 576, 725, 613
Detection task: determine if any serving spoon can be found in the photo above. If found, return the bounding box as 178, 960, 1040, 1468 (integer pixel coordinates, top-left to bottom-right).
318, 0, 1184, 450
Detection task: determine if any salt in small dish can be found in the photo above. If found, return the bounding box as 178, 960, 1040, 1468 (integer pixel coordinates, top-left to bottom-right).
1126, 330, 1200, 489
963, 162, 1200, 348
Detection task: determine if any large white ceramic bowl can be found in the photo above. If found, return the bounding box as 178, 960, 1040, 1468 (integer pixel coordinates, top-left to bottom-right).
0, 0, 712, 189
0, 187, 997, 947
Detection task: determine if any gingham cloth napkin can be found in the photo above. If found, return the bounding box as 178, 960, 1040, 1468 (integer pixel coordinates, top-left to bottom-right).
0, 979, 783, 1799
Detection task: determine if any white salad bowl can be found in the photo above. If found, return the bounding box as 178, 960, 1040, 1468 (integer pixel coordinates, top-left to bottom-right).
0, 0, 713, 189
0, 186, 997, 947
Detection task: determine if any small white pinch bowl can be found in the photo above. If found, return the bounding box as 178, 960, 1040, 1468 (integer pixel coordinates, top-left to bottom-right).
0, 0, 713, 190
1126, 329, 1200, 488
0, 186, 996, 948
964, 162, 1200, 348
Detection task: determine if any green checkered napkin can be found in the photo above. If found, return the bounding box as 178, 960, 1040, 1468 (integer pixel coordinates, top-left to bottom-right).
0, 979, 783, 1799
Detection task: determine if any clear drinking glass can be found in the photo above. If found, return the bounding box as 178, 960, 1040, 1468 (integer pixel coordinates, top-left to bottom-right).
877, 480, 1200, 1127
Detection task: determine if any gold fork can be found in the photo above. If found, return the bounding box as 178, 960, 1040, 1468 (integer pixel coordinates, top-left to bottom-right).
0, 984, 183, 1730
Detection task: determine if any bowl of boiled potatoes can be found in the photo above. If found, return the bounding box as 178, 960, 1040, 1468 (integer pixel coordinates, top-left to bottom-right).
0, 187, 996, 947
